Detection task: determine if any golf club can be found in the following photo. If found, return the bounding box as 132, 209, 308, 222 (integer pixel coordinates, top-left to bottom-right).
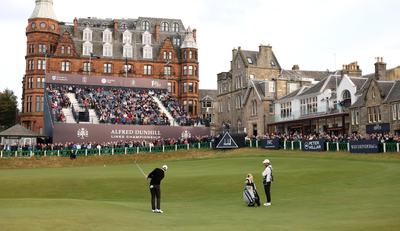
135, 159, 146, 176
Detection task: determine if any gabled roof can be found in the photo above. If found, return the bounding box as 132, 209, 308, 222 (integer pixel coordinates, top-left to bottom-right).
281, 69, 331, 81
0, 125, 47, 138
348, 77, 368, 90
276, 87, 308, 102
298, 75, 341, 97
349, 78, 395, 109
199, 89, 218, 101
382, 80, 400, 103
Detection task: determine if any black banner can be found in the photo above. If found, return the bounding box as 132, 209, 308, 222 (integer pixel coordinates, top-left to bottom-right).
366, 123, 390, 133
349, 139, 379, 153
261, 138, 279, 149
302, 139, 325, 151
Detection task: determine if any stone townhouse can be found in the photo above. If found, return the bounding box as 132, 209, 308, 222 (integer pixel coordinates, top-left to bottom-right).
217, 45, 329, 135
349, 58, 400, 135
198, 89, 218, 135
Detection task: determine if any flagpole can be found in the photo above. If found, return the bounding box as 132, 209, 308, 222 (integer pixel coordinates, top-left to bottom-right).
125, 54, 127, 78
45, 51, 47, 76
89, 54, 92, 76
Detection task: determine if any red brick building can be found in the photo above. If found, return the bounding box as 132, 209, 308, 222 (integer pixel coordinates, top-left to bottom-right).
22, 0, 199, 134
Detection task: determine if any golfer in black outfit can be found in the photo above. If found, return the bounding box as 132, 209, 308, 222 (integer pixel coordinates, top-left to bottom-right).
145, 165, 167, 213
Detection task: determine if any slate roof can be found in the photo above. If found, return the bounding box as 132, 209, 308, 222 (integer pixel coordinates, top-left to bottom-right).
241, 50, 259, 67
350, 79, 395, 109
281, 69, 331, 81
298, 75, 341, 96
58, 17, 189, 61
382, 80, 400, 103
199, 89, 218, 101
276, 87, 303, 101
348, 77, 368, 90
0, 125, 46, 137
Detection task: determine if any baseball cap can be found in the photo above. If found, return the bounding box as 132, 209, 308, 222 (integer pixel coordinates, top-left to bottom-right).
162, 165, 168, 170
263, 159, 270, 164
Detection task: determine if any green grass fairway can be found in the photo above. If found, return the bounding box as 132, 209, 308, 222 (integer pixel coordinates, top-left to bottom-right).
1, 151, 400, 230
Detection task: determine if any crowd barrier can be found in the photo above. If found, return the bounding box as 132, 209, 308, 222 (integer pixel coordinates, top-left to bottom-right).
246, 140, 399, 153
1, 140, 396, 158
0, 142, 216, 158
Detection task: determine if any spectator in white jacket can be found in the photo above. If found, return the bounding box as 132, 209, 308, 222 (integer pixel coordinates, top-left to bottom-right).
262, 159, 274, 206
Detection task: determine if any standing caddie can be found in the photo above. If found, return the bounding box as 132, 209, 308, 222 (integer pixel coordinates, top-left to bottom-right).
262, 159, 273, 206
145, 165, 168, 213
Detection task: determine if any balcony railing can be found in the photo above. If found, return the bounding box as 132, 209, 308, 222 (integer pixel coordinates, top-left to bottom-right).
267, 106, 349, 124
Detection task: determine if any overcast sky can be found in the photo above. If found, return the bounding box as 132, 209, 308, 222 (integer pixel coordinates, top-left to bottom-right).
1, 0, 400, 108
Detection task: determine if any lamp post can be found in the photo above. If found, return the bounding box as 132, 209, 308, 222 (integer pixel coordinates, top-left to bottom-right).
263, 114, 266, 135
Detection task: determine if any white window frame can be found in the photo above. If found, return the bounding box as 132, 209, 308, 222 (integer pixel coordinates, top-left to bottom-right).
82, 41, 93, 56
123, 43, 133, 58
143, 44, 153, 59
269, 82, 275, 92
103, 29, 112, 42
171, 22, 179, 32
83, 27, 92, 41
142, 31, 152, 45
122, 30, 132, 43
103, 42, 113, 57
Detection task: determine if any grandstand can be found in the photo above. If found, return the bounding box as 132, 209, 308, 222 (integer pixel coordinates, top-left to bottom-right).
44, 73, 210, 143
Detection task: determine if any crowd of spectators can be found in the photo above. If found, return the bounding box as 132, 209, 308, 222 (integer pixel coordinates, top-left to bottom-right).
159, 92, 204, 126
246, 132, 399, 143
0, 135, 216, 152
72, 87, 171, 126
47, 86, 71, 123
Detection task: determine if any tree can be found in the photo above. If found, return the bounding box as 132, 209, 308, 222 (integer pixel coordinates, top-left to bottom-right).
0, 89, 18, 130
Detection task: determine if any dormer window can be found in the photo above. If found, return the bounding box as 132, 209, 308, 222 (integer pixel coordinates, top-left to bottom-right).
372, 87, 376, 98
123, 43, 133, 58
271, 60, 276, 66
82, 41, 93, 56
142, 21, 150, 30
172, 22, 179, 32
161, 22, 169, 31
142, 31, 152, 45
120, 23, 128, 29
123, 30, 132, 43
143, 44, 152, 59
103, 29, 112, 42
83, 27, 92, 41
103, 42, 113, 57
102, 23, 108, 28
247, 57, 253, 64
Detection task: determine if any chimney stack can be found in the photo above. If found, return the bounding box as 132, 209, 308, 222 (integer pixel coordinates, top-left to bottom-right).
375, 57, 386, 81
155, 23, 159, 43
292, 65, 299, 70
74, 17, 77, 38
114, 19, 118, 41
193, 29, 197, 42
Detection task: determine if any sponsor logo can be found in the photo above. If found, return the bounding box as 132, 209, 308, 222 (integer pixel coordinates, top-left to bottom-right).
77, 128, 89, 139
374, 124, 382, 131
152, 81, 162, 88
181, 130, 191, 138
267, 140, 273, 145
101, 78, 107, 84
131, 80, 136, 86
82, 76, 87, 83
51, 75, 68, 81
304, 141, 321, 150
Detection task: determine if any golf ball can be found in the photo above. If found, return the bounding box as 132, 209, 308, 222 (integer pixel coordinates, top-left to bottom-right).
104, 165, 106, 167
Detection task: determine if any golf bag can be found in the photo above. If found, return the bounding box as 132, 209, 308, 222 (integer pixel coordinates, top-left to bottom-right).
243, 174, 260, 206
